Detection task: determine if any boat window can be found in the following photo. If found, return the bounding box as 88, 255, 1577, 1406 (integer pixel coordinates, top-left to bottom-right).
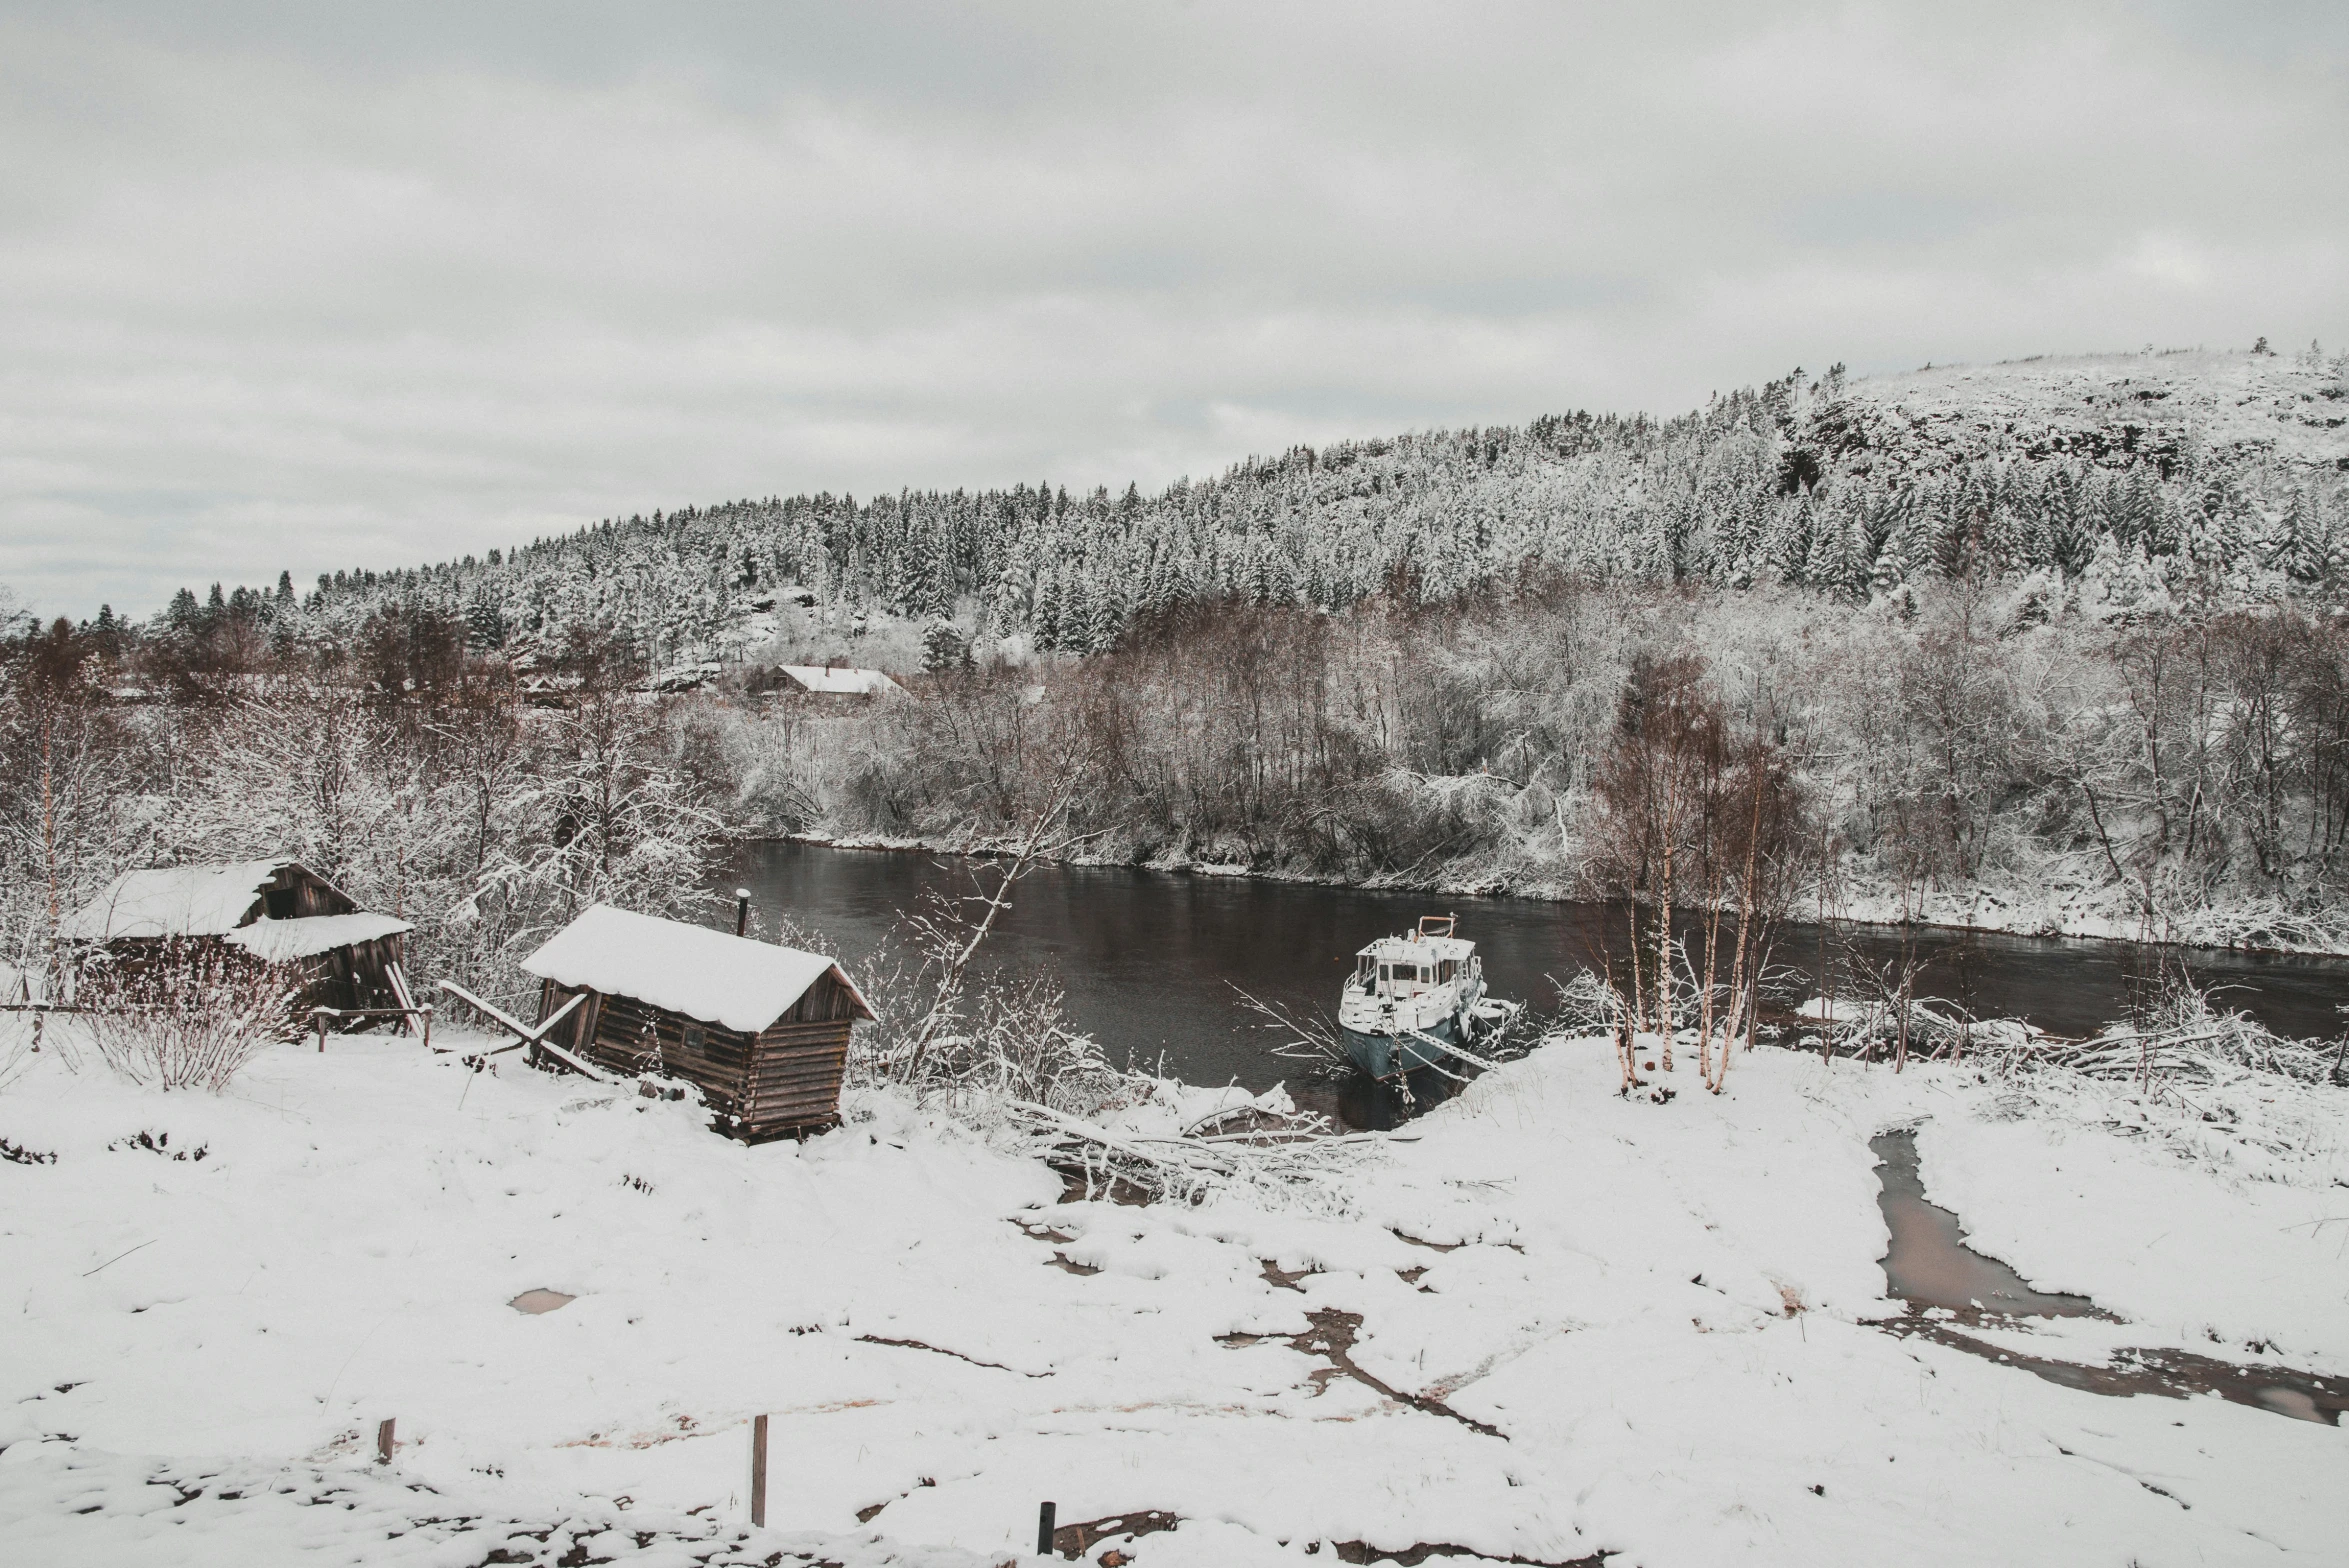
1438, 959, 1456, 983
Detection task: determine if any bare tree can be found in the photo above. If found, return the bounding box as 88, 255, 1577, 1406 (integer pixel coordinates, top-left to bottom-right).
1588, 651, 1728, 1066
892, 744, 1100, 1087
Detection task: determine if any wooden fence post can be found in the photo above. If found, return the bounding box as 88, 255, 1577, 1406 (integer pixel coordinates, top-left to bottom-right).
1037, 1500, 1056, 1556
750, 1413, 768, 1527
375, 1417, 395, 1464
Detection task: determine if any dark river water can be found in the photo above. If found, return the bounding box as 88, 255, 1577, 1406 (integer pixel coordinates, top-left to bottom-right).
728, 842, 2349, 1095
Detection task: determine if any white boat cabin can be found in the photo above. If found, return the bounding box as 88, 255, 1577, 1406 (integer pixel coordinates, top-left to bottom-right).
1338, 915, 1484, 1042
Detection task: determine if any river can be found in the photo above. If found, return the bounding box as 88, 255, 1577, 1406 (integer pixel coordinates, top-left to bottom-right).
727, 842, 2349, 1095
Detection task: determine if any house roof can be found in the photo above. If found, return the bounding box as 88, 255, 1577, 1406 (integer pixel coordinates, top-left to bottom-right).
520, 904, 875, 1034
223, 912, 413, 963
778, 664, 904, 696
60, 857, 324, 942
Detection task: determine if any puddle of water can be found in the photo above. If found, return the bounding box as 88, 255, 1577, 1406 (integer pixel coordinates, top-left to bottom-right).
509, 1289, 576, 1315
2253, 1386, 2327, 1422
1872, 1131, 2099, 1317
1869, 1130, 2347, 1425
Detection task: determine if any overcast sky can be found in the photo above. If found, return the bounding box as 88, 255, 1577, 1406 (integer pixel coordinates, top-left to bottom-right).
2, 1, 2344, 618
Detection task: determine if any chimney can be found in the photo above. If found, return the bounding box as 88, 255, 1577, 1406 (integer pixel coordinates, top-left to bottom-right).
734, 889, 751, 937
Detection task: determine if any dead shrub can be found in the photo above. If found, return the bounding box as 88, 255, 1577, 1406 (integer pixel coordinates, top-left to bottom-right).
79, 940, 299, 1092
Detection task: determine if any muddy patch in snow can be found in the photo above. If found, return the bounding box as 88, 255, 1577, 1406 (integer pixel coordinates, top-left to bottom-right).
855, 1334, 1052, 1377
1223, 1308, 1510, 1440
1046, 1508, 1180, 1559
1328, 1545, 1609, 1567
1872, 1131, 2104, 1318
1881, 1316, 2349, 1424
508, 1289, 575, 1315
1015, 1218, 1103, 1275
1871, 1130, 2348, 1424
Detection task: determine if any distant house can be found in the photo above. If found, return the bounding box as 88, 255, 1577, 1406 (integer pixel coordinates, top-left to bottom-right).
776, 664, 905, 699
521, 904, 876, 1141
61, 857, 412, 1011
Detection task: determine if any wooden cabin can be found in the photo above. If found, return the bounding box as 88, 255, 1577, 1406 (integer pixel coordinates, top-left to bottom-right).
521, 904, 875, 1141
61, 857, 412, 1012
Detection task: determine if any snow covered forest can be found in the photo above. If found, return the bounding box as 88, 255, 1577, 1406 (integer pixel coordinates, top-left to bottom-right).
151, 349, 2349, 659
9, 348, 2349, 1003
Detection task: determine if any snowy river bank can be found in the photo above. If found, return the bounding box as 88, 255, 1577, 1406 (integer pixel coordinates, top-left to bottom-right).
4, 1025, 2345, 1566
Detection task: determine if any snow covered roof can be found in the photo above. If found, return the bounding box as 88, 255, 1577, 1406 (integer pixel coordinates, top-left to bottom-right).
60, 858, 306, 942
645, 661, 721, 693
520, 904, 874, 1034
223, 912, 413, 963
778, 664, 904, 697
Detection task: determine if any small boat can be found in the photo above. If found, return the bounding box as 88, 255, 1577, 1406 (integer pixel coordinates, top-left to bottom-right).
1337, 915, 1488, 1079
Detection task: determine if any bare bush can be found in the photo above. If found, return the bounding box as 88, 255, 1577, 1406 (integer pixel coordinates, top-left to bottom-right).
79, 941, 298, 1091
849, 868, 1148, 1123
859, 967, 1134, 1121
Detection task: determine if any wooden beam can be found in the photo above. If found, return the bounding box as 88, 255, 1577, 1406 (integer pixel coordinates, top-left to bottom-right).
434, 984, 609, 1080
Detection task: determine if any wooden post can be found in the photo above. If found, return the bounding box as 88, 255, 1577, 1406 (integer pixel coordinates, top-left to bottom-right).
749, 1413, 768, 1526
375, 1417, 395, 1464
735, 889, 752, 937
1037, 1500, 1056, 1556
420, 1005, 431, 1051
316, 1010, 328, 1054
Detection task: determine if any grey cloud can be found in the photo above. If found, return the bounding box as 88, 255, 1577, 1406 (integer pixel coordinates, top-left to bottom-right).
1, 2, 2343, 616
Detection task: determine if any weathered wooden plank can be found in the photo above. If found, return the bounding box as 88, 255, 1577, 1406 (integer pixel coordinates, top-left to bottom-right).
748, 1067, 848, 1090
749, 1057, 846, 1077
749, 1073, 847, 1095
527, 973, 857, 1140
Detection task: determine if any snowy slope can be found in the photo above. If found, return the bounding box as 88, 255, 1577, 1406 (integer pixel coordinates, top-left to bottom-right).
2, 1033, 2343, 1565
1842, 348, 2349, 476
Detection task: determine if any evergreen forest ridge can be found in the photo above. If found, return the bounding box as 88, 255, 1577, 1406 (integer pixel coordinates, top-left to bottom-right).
152, 346, 2349, 658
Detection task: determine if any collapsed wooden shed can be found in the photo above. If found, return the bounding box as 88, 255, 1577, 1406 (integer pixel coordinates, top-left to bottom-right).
521, 904, 876, 1140
61, 857, 413, 1012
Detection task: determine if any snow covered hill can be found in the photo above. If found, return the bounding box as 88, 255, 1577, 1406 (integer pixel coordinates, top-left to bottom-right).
157, 347, 2349, 665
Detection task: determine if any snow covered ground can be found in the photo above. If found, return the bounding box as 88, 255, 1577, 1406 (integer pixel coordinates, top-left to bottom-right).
3, 1026, 2344, 1566
1843, 348, 2349, 473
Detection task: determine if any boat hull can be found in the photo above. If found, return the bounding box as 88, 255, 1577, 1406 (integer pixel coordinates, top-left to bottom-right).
1341, 1012, 1466, 1079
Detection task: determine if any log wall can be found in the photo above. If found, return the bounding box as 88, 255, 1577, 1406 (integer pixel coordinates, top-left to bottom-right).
537, 976, 854, 1140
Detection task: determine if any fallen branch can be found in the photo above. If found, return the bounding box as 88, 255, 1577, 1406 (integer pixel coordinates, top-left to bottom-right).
1006, 1097, 1379, 1208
